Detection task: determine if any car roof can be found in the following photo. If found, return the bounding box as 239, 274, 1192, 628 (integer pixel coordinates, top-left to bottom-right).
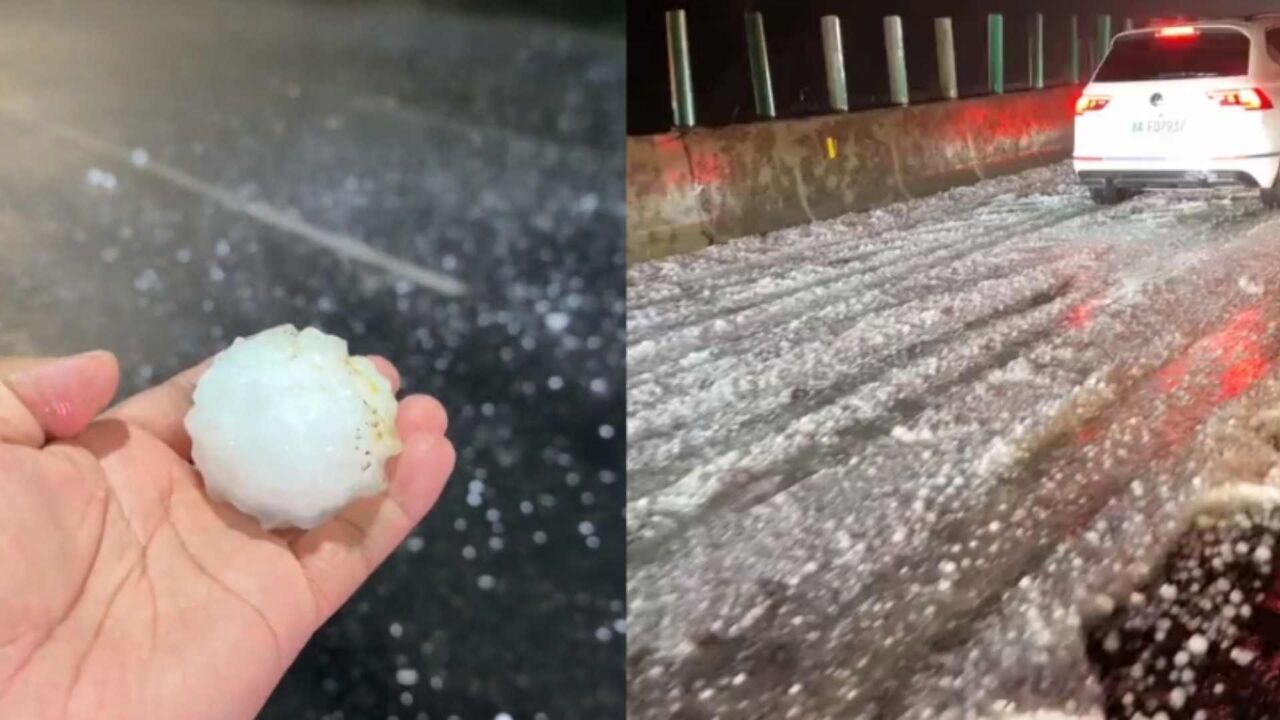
1091, 16, 1280, 85
1126, 17, 1275, 34
1108, 18, 1269, 46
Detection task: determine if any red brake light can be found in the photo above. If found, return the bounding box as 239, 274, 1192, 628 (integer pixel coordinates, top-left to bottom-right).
1075, 95, 1110, 116
1209, 88, 1274, 111
1156, 26, 1199, 39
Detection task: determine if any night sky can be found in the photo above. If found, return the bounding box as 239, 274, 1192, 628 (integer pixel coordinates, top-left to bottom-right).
627, 0, 1280, 134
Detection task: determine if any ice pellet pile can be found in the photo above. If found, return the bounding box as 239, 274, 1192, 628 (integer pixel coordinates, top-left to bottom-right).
1084, 485, 1280, 717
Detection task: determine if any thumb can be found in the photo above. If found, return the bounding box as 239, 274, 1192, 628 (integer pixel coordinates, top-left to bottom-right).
0, 351, 120, 446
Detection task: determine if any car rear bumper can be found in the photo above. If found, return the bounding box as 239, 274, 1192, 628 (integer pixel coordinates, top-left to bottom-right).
1076, 169, 1260, 189
1073, 155, 1280, 189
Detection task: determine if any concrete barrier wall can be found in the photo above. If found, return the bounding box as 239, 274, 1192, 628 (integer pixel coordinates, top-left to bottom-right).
627, 86, 1078, 263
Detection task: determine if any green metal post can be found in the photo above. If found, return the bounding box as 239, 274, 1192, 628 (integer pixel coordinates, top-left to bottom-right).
884, 15, 909, 106
1029, 13, 1044, 89
1096, 14, 1112, 70
821, 15, 848, 112
1070, 15, 1080, 84
665, 10, 695, 128
1026, 15, 1032, 88
745, 11, 775, 119
935, 17, 958, 100
988, 13, 1004, 94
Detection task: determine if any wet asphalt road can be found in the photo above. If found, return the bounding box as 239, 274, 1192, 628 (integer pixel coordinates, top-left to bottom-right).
0, 1, 624, 718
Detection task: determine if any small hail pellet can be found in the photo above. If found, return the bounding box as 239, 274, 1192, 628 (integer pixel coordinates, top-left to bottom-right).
184, 324, 401, 529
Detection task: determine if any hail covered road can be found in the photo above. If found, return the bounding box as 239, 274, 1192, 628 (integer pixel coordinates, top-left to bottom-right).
627, 163, 1280, 718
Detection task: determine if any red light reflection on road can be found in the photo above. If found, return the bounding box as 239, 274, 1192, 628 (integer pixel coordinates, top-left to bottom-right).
1156, 304, 1269, 446
1205, 306, 1268, 402
1076, 304, 1273, 450
1064, 298, 1103, 330
1220, 354, 1268, 401
1076, 422, 1103, 446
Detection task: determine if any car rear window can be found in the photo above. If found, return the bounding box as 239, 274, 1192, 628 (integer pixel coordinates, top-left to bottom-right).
1094, 28, 1250, 82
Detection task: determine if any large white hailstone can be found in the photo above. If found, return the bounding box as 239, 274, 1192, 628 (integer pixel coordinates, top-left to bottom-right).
184, 324, 402, 529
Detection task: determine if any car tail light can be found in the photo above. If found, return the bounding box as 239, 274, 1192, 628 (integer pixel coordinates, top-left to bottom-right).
1208, 88, 1274, 110
1075, 95, 1110, 116
1156, 26, 1199, 39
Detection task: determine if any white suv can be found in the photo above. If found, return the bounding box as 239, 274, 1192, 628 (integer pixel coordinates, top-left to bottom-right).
1074, 17, 1280, 206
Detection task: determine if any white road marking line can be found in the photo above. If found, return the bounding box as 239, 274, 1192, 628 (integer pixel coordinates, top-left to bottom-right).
0, 106, 467, 297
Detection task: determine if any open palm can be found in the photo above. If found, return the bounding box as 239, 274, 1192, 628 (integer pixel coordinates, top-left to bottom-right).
0, 351, 455, 720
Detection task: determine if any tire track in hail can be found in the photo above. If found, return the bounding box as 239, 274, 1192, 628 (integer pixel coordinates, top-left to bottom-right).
628, 275, 1082, 565
630, 213, 1018, 311
628, 203, 1101, 344
628, 255, 1086, 452
628, 274, 1080, 541
627, 241, 1080, 388
628, 175, 1081, 310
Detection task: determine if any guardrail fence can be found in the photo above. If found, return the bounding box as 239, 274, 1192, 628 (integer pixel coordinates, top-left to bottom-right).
658, 10, 1134, 130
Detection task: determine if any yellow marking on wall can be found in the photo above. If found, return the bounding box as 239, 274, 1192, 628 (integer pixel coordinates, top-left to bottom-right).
826, 136, 838, 159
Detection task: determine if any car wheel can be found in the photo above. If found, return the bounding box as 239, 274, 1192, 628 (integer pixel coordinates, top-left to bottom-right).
1262, 180, 1280, 209
1088, 185, 1130, 206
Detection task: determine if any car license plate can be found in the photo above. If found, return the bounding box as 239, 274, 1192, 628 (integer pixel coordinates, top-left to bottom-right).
1131, 119, 1186, 134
